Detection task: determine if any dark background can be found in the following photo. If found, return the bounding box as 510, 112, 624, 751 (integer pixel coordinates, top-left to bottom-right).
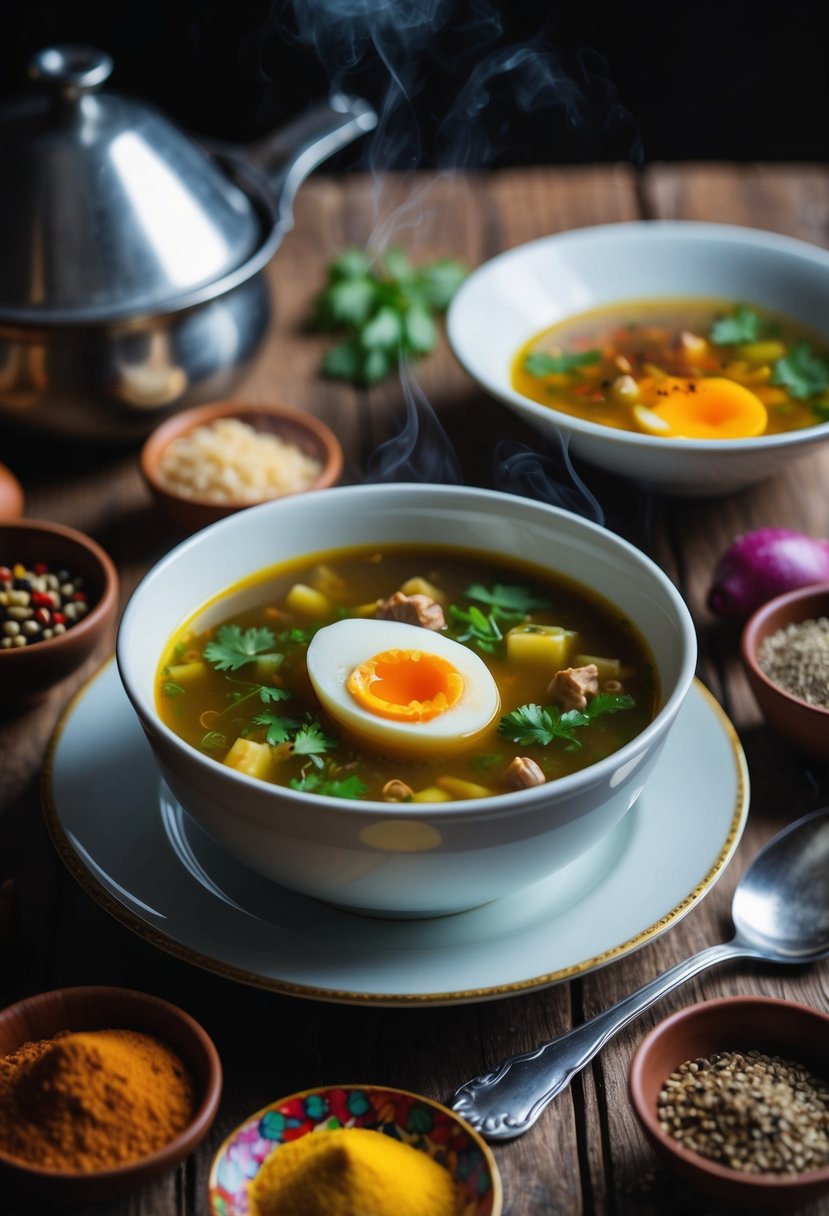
1, 0, 828, 168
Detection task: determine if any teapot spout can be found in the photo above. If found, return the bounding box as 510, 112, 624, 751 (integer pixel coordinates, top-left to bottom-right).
247, 94, 377, 234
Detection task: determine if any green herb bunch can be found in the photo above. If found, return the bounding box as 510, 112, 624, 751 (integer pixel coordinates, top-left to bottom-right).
311, 247, 467, 385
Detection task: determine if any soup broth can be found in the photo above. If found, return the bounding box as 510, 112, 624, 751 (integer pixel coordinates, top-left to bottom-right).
156, 544, 658, 802
512, 299, 829, 439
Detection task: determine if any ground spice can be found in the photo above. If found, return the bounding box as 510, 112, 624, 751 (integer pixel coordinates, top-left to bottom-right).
757, 617, 829, 708
249, 1126, 458, 1216
658, 1049, 829, 1174
0, 1028, 195, 1171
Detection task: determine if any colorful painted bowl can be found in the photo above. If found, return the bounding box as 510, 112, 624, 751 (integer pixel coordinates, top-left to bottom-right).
208, 1083, 502, 1215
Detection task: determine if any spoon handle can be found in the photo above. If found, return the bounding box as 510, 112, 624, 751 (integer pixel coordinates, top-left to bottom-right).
452, 940, 752, 1140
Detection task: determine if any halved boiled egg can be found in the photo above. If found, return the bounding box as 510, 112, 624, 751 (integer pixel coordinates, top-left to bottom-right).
633, 376, 768, 439
306, 618, 500, 755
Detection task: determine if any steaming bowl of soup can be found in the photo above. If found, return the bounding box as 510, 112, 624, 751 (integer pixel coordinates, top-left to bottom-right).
116, 483, 696, 916
447, 222, 829, 496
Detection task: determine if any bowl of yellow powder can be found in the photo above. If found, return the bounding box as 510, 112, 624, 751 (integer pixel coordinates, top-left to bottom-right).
0, 985, 222, 1201
208, 1083, 502, 1216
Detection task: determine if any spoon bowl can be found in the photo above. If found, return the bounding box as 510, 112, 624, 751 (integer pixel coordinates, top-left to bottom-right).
731, 809, 829, 961
452, 808, 829, 1140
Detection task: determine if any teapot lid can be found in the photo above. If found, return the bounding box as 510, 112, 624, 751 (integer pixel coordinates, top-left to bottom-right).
0, 46, 263, 323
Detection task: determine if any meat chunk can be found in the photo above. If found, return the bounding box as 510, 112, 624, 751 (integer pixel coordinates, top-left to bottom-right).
546, 663, 600, 711
375, 591, 446, 631
504, 756, 546, 790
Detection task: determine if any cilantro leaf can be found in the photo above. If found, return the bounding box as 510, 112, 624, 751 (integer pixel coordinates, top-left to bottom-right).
291, 721, 337, 767
523, 350, 601, 377
257, 685, 292, 705
448, 603, 503, 654
465, 583, 552, 616
771, 343, 829, 400
163, 681, 185, 698
311, 247, 466, 384
253, 712, 303, 746
709, 305, 762, 345
204, 625, 281, 673
289, 772, 368, 799
499, 694, 635, 750
200, 730, 227, 751
414, 259, 468, 310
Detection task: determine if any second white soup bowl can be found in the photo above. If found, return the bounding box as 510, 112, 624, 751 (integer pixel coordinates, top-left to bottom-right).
116, 483, 697, 917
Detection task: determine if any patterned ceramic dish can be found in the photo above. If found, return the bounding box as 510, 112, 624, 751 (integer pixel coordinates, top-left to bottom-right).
208, 1083, 502, 1215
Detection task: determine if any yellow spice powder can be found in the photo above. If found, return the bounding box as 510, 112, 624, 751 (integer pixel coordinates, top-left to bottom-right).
249, 1126, 458, 1216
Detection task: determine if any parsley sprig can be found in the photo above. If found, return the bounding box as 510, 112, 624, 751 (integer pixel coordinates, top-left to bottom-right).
499, 693, 635, 751
447, 583, 552, 654
523, 349, 601, 377
203, 625, 282, 672
311, 247, 466, 385
709, 304, 763, 346
771, 343, 829, 400
289, 771, 368, 799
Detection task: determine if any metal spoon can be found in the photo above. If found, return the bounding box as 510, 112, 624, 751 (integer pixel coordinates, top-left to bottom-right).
451, 808, 829, 1141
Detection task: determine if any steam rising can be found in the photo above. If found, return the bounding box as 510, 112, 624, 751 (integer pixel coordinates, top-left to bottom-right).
277, 0, 641, 171
494, 438, 604, 525
365, 360, 462, 485
273, 0, 633, 519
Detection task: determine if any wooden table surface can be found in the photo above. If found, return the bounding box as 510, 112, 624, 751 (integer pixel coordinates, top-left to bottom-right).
2, 162, 829, 1216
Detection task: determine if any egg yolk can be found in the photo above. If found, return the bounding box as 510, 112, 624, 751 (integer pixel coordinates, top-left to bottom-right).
633, 376, 768, 439
347, 648, 464, 722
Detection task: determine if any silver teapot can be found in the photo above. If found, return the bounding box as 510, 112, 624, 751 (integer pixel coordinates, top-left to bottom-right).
0, 45, 376, 441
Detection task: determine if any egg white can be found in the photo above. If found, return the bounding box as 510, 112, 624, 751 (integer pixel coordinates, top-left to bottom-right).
306, 618, 500, 754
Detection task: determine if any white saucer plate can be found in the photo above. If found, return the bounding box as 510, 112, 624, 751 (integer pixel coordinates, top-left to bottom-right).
43, 663, 748, 1006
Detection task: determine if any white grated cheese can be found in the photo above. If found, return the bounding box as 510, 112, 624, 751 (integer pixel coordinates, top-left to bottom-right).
156, 417, 324, 503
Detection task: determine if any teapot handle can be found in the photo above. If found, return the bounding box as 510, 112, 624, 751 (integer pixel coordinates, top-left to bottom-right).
246, 94, 377, 233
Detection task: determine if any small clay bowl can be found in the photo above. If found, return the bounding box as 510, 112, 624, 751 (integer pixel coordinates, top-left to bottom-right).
741, 582, 829, 760
0, 519, 119, 708
208, 1083, 502, 1215
0, 463, 24, 520
0, 985, 222, 1202
630, 996, 829, 1210
140, 400, 344, 532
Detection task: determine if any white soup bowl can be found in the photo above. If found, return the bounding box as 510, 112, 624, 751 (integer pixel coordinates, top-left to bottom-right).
447, 221, 829, 497
116, 483, 696, 917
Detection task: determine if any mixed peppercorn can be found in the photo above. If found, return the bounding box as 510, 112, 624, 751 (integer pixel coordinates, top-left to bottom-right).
0, 563, 89, 649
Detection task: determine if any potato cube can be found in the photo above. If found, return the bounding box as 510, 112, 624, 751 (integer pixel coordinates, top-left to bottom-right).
310, 564, 346, 597
572, 653, 620, 681
222, 738, 274, 780
411, 785, 453, 803
285, 583, 332, 619
400, 576, 447, 606
506, 624, 578, 670
436, 776, 493, 800
165, 660, 207, 682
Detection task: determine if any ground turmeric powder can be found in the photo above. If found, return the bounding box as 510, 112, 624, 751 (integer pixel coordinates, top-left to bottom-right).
0, 1028, 195, 1171
249, 1125, 459, 1216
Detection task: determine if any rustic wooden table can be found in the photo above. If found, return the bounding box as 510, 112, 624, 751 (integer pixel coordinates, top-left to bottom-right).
2, 163, 829, 1216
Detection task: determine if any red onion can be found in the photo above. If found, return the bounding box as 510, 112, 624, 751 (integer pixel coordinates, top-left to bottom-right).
707, 528, 829, 621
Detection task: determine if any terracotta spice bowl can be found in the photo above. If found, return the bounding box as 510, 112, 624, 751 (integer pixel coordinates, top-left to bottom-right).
140, 400, 344, 532
629, 996, 829, 1210
0, 985, 222, 1203
0, 518, 119, 707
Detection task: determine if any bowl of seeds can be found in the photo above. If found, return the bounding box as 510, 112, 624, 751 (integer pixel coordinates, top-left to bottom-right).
741, 582, 829, 760
629, 996, 829, 1209
0, 519, 119, 707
